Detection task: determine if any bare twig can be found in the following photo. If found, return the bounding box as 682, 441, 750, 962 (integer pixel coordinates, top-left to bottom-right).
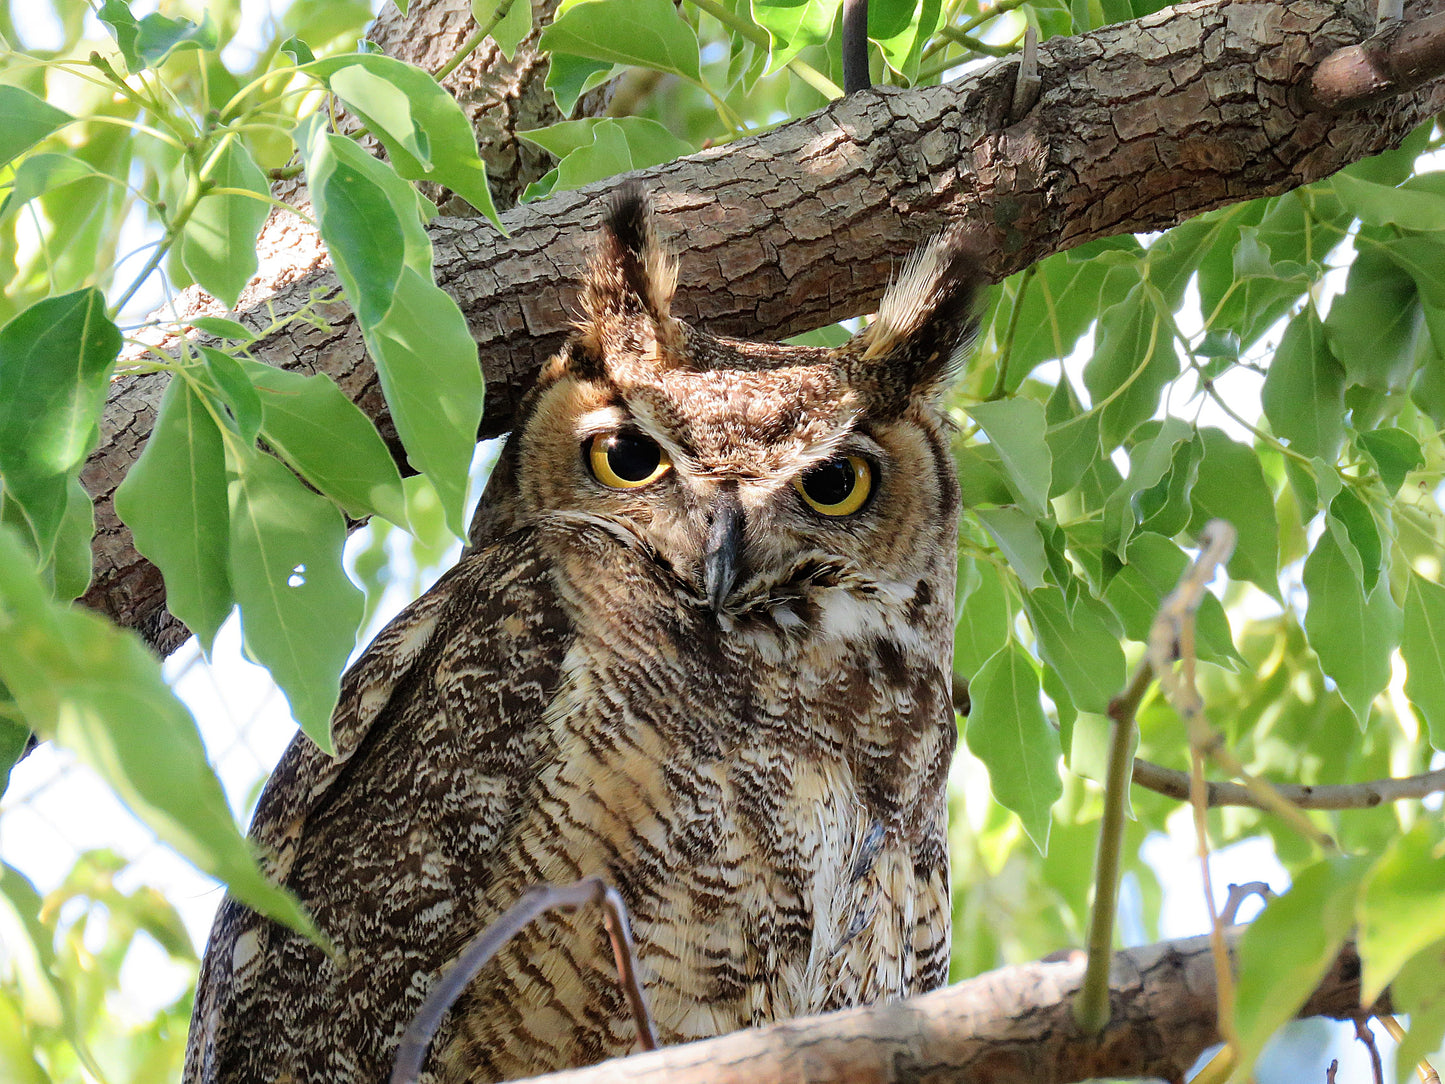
389, 878, 656, 1084
1356, 1016, 1386, 1084
1219, 882, 1273, 926
1130, 760, 1445, 810
1308, 9, 1445, 112
1327, 1057, 1340, 1084
1377, 1013, 1441, 1084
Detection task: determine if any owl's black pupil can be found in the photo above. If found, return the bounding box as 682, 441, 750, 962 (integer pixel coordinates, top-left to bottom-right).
606, 432, 661, 481
803, 458, 856, 506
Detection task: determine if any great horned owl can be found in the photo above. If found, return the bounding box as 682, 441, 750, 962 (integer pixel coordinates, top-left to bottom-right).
183, 185, 985, 1084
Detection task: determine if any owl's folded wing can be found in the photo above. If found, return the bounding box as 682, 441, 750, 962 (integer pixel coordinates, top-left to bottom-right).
184, 528, 575, 1084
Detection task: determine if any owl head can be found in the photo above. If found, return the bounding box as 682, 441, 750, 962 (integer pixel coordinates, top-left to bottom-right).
474, 185, 986, 633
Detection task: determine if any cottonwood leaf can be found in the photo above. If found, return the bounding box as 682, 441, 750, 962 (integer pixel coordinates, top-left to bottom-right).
965, 643, 1060, 851
114, 377, 233, 654
227, 445, 364, 752
0, 528, 317, 941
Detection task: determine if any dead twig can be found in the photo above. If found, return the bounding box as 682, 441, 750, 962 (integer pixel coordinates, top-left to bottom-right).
1219, 882, 1273, 926
389, 877, 656, 1084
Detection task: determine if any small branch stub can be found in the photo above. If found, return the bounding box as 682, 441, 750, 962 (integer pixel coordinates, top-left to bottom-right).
1307, 10, 1445, 112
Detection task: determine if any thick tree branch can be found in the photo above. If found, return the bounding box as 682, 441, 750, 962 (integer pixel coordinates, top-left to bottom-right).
500, 931, 1377, 1084
82, 0, 1445, 651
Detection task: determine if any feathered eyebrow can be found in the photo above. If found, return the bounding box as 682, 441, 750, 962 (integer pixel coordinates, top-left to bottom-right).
573, 401, 701, 475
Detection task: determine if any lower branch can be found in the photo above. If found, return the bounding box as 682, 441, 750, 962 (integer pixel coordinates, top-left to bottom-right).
512, 932, 1377, 1084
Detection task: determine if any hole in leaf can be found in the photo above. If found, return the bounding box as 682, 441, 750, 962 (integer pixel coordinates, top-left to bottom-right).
288, 564, 307, 588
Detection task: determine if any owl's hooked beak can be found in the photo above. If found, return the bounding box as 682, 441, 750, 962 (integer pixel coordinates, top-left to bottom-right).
703, 491, 746, 614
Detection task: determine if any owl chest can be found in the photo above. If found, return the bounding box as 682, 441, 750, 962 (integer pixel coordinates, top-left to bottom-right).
504, 624, 952, 1035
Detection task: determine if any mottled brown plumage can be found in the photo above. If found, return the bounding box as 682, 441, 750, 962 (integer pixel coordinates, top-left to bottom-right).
184, 185, 985, 1084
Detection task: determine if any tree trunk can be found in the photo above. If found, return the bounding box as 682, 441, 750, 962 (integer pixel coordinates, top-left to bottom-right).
81, 0, 1445, 652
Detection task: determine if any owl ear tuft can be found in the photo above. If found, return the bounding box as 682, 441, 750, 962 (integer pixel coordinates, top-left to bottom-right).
849, 228, 989, 409
579, 182, 679, 336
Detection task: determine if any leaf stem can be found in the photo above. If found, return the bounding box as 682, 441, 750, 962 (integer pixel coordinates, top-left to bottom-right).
988, 264, 1034, 400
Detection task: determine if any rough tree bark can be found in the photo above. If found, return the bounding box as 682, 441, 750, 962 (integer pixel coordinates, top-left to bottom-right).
490, 932, 1376, 1084
82, 0, 1445, 654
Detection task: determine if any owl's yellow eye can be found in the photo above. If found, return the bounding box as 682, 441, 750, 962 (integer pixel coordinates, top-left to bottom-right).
794, 455, 873, 517
587, 430, 672, 489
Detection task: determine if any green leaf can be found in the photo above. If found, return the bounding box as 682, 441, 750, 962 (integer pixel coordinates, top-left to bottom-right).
544, 54, 619, 116
0, 290, 121, 561
521, 117, 692, 196
1391, 939, 1445, 1084
1332, 171, 1445, 232
1232, 856, 1370, 1073
331, 64, 431, 167
303, 126, 406, 329
114, 377, 233, 654
0, 528, 317, 941
954, 558, 1010, 680
1084, 282, 1179, 450
1326, 239, 1422, 394
1186, 428, 1279, 601
1402, 572, 1445, 750
474, 0, 533, 59
1359, 820, 1445, 1003
1001, 241, 1143, 389
303, 55, 501, 223
541, 0, 702, 82
98, 1, 218, 69
134, 9, 218, 67
97, 0, 143, 69
1261, 307, 1345, 462
1043, 377, 1101, 497
189, 316, 257, 342
200, 348, 264, 445
366, 267, 483, 538
1357, 428, 1423, 496
965, 643, 1061, 850
279, 35, 315, 63
227, 444, 364, 752
1102, 418, 1191, 560
1326, 488, 1380, 593
0, 717, 28, 799
1023, 585, 1126, 714
0, 153, 99, 229
1202, 228, 1311, 347
0, 87, 74, 167
49, 477, 95, 602
1302, 527, 1400, 725
238, 358, 408, 525
967, 399, 1052, 518
1101, 532, 1240, 664
306, 118, 432, 274
752, 0, 837, 73
178, 139, 270, 310
974, 506, 1049, 591
870, 0, 943, 81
